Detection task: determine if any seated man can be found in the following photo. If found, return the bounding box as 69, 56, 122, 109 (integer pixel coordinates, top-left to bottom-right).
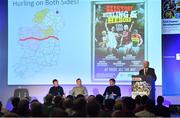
49, 79, 64, 97
103, 78, 121, 99
69, 78, 88, 97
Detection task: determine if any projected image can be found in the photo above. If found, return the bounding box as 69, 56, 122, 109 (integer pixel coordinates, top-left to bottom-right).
162, 0, 180, 34
8, 0, 70, 85
8, 0, 161, 85
162, 0, 177, 19
8, 0, 93, 85
14, 8, 64, 79
92, 1, 146, 82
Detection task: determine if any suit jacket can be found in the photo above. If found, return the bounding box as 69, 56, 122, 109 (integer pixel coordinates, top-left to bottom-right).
139, 67, 157, 81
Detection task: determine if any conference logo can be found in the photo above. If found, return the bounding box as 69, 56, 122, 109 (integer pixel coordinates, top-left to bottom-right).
163, 53, 180, 61
176, 53, 180, 60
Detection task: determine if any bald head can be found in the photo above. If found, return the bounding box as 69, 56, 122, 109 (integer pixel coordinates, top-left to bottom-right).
143, 61, 149, 68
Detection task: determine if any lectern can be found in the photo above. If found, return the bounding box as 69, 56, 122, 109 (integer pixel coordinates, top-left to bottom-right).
132, 75, 155, 100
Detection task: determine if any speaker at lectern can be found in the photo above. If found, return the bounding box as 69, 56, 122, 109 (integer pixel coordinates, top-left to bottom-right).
131, 75, 152, 99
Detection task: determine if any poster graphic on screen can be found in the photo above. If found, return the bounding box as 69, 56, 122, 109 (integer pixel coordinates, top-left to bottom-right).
91, 1, 146, 83
162, 0, 180, 34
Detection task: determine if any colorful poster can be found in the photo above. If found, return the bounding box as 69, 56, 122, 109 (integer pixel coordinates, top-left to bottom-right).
92, 1, 146, 83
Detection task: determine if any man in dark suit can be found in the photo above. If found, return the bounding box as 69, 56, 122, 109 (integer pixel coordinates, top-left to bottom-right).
139, 61, 157, 100
139, 61, 157, 81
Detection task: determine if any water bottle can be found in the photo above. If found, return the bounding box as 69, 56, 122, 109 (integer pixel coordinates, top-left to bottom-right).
109, 92, 114, 99
105, 92, 108, 99
18, 92, 21, 98
24, 92, 27, 97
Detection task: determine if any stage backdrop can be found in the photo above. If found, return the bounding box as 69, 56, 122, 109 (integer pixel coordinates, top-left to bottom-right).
3, 0, 180, 108
162, 0, 180, 96
162, 35, 180, 96
7, 0, 162, 85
